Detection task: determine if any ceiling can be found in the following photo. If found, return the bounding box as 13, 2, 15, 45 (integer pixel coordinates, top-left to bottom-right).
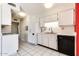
20, 3, 75, 15
20, 3, 46, 15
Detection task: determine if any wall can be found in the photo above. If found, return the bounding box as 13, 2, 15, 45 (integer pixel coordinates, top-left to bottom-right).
59, 26, 74, 34
20, 16, 29, 42
11, 22, 19, 34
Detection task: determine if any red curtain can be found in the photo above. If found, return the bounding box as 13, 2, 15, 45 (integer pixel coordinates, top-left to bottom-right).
75, 3, 79, 56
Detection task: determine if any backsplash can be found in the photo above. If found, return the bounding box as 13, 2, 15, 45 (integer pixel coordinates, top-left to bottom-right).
1, 25, 11, 33
59, 26, 75, 34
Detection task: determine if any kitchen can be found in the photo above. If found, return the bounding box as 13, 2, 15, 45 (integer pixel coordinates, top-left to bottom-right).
0, 3, 77, 56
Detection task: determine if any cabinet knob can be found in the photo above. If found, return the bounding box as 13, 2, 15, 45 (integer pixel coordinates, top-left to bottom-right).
32, 33, 34, 35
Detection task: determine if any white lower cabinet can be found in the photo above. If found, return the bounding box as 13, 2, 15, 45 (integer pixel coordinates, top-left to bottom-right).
42, 34, 49, 47
38, 34, 49, 47
38, 33, 57, 50
49, 34, 57, 50
2, 34, 18, 56
38, 34, 42, 44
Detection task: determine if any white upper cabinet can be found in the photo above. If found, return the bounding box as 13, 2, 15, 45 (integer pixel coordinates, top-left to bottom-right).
1, 4, 11, 25
37, 33, 57, 50
58, 9, 75, 26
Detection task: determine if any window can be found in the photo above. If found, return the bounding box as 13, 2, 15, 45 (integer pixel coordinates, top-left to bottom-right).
44, 21, 61, 33
45, 21, 59, 28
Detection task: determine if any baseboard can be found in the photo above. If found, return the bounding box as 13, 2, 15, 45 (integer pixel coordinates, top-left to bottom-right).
38, 44, 58, 52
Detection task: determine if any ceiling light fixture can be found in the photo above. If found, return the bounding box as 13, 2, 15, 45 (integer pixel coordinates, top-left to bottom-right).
44, 3, 54, 8
18, 12, 26, 18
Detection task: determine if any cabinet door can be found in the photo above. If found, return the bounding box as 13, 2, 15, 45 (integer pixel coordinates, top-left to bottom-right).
42, 34, 49, 47
58, 9, 74, 25
49, 34, 57, 50
2, 4, 11, 25
2, 35, 18, 56
38, 34, 42, 44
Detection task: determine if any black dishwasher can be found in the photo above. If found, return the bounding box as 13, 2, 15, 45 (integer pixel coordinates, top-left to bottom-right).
57, 35, 75, 56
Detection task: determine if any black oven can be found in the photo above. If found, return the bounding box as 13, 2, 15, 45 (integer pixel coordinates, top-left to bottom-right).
57, 35, 75, 56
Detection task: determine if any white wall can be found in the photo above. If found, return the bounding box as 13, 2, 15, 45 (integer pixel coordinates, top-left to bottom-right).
20, 16, 28, 42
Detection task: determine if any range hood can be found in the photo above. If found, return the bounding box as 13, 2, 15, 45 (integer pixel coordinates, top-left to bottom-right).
8, 3, 26, 19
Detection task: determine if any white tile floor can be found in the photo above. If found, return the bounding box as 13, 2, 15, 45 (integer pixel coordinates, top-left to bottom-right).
15, 42, 68, 56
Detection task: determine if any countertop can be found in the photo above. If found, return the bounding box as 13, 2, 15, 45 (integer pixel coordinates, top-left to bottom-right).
38, 32, 57, 34
38, 32, 76, 36
2, 33, 18, 35
57, 33, 76, 36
